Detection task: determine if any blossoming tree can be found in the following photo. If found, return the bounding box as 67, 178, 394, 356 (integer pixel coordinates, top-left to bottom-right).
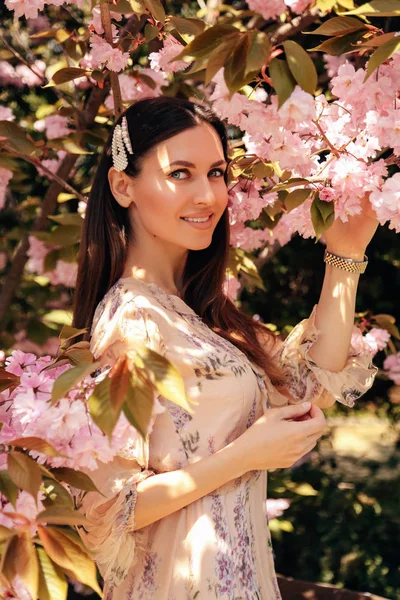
0, 0, 400, 597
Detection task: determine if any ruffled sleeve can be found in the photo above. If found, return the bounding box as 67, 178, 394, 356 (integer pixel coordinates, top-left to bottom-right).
275, 304, 378, 408
76, 287, 166, 588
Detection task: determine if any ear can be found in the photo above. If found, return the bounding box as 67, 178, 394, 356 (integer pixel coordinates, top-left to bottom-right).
108, 167, 135, 208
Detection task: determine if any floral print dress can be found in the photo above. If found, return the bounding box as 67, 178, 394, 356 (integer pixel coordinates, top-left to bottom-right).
77, 277, 377, 600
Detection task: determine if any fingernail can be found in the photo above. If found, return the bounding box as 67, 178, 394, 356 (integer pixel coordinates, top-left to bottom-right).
301, 401, 310, 408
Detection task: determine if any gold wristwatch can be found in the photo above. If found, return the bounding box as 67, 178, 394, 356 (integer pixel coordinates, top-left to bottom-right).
323, 250, 368, 274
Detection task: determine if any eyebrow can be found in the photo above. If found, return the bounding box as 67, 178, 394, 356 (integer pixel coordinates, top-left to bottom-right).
166, 159, 227, 169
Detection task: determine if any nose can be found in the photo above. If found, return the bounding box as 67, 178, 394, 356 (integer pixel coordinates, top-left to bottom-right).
192, 175, 217, 206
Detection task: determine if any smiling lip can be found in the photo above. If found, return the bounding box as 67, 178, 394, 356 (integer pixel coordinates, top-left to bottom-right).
180, 214, 213, 229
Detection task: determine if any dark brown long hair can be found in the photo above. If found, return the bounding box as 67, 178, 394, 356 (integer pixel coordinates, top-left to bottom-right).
72, 96, 285, 385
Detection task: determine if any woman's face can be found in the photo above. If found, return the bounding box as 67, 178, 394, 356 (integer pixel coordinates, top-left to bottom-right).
111, 122, 229, 253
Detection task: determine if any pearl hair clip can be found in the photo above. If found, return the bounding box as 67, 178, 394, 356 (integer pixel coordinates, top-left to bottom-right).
111, 115, 133, 172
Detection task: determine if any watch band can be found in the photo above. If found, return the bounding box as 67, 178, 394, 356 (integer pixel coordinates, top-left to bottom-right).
324, 250, 368, 274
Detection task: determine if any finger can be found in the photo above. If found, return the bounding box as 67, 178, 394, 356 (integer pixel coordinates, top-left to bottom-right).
277, 402, 311, 420
296, 413, 326, 435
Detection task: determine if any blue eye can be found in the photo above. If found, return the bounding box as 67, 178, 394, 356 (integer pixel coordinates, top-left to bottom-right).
169, 169, 189, 180
209, 168, 225, 177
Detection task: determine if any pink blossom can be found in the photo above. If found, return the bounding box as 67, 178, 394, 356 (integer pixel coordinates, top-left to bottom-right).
5, 0, 45, 20
228, 181, 265, 225
38, 150, 67, 175
331, 62, 366, 104
148, 36, 187, 73
89, 5, 122, 34
266, 498, 291, 520
323, 54, 348, 79
15, 61, 45, 86
383, 353, 400, 385
223, 274, 241, 301
278, 86, 316, 127
26, 236, 49, 274
0, 490, 44, 536
105, 70, 166, 110
247, 0, 286, 20
0, 106, 14, 121
230, 222, 271, 251
363, 328, 391, 356
89, 34, 129, 72
0, 167, 13, 211
369, 173, 400, 233
43, 115, 70, 140
285, 0, 313, 12
319, 187, 335, 202
48, 260, 77, 287
0, 61, 21, 87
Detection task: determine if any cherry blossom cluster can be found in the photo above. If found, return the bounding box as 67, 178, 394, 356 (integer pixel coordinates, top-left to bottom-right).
199, 52, 399, 252
0, 349, 163, 472
247, 0, 314, 20
0, 58, 45, 87
26, 235, 78, 287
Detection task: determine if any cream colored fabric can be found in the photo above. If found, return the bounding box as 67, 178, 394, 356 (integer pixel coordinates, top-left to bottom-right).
77, 277, 377, 600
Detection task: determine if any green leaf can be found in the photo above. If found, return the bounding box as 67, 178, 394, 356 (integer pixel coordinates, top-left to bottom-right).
32, 225, 81, 247
2, 532, 39, 599
59, 325, 87, 344
204, 36, 238, 85
224, 35, 250, 94
271, 177, 310, 192
122, 369, 154, 439
373, 314, 400, 340
51, 361, 100, 404
37, 546, 68, 600
42, 478, 74, 509
285, 188, 311, 212
7, 452, 43, 501
37, 526, 102, 597
110, 0, 135, 14
305, 16, 367, 36
269, 58, 296, 108
0, 368, 19, 394
283, 40, 318, 95
174, 24, 239, 61
143, 0, 165, 23
8, 437, 65, 458
36, 506, 89, 526
253, 161, 275, 180
144, 23, 159, 42
246, 31, 271, 76
0, 121, 36, 155
44, 67, 88, 87
48, 213, 83, 227
364, 37, 400, 80
310, 29, 368, 55
341, 0, 400, 16
109, 357, 130, 415
88, 376, 120, 438
139, 348, 195, 413
310, 195, 335, 241
51, 467, 102, 494
0, 525, 15, 543
49, 134, 93, 155
167, 16, 206, 36
42, 310, 73, 326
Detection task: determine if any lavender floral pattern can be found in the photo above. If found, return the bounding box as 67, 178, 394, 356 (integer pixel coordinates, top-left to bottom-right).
84, 278, 376, 600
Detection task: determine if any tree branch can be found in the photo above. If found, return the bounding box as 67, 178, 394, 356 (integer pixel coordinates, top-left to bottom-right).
0, 14, 145, 326
270, 7, 321, 45
100, 0, 124, 119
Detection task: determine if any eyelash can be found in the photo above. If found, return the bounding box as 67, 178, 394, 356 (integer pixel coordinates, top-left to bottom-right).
168, 168, 226, 180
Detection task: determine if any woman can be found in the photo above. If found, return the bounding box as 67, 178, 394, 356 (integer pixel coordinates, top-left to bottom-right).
73, 96, 378, 599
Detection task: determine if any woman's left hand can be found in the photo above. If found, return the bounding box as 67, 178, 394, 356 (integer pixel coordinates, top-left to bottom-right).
323, 193, 380, 259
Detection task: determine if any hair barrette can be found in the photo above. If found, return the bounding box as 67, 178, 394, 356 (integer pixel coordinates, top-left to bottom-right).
111, 115, 133, 172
